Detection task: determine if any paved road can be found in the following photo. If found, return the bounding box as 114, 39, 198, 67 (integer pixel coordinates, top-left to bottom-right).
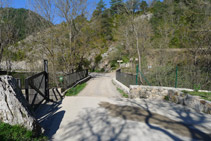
38, 73, 211, 141
78, 73, 121, 98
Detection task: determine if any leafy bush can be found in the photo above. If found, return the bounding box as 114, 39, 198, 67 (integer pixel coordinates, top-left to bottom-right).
100, 68, 105, 72
194, 84, 201, 92
12, 50, 26, 61
95, 55, 102, 64
122, 56, 129, 63
164, 95, 169, 101
110, 60, 117, 67
0, 122, 47, 141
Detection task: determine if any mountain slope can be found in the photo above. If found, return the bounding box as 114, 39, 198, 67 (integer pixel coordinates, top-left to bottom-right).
0, 8, 52, 42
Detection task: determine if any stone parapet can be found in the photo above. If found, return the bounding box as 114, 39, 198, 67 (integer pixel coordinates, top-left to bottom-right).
129, 85, 211, 114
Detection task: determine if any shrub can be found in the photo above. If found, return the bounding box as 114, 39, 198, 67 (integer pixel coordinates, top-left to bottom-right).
194, 84, 201, 92
95, 55, 102, 64
164, 95, 169, 101
0, 122, 47, 141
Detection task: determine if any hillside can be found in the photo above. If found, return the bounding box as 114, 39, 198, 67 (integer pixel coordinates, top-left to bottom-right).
7, 22, 104, 72
0, 8, 52, 42
1, 0, 210, 90
0, 7, 52, 64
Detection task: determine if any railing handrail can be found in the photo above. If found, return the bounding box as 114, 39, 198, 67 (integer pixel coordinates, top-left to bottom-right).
63, 69, 88, 77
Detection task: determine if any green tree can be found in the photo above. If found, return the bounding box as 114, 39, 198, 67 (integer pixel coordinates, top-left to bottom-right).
55, 0, 88, 73
101, 9, 113, 40
97, 0, 106, 14
110, 0, 124, 15
140, 0, 148, 13
93, 0, 106, 17
126, 0, 141, 13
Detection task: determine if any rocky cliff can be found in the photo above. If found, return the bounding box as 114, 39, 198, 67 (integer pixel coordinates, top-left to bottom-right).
0, 75, 42, 134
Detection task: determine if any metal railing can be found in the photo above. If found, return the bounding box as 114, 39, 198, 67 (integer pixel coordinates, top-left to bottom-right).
61, 69, 88, 91
116, 69, 141, 87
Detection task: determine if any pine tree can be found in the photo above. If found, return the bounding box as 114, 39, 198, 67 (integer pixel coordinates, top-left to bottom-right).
94, 0, 106, 17
110, 0, 124, 15
126, 0, 141, 13
140, 1, 148, 13
101, 9, 113, 40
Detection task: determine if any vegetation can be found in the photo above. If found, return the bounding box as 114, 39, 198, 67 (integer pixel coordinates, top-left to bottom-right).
164, 95, 169, 101
116, 0, 210, 90
183, 90, 211, 101
95, 55, 103, 65
117, 88, 129, 98
0, 122, 47, 141
0, 7, 52, 65
65, 83, 87, 96
0, 0, 210, 90
0, 8, 52, 41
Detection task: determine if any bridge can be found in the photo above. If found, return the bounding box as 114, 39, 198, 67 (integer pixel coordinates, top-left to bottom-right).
35, 72, 211, 141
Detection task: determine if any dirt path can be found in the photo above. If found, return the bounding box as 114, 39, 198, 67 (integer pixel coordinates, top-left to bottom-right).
38, 73, 211, 141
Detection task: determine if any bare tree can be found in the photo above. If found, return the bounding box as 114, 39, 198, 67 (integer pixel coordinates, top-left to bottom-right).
55, 0, 88, 73
28, 0, 61, 86
121, 1, 153, 84
0, 0, 13, 70
0, 0, 12, 8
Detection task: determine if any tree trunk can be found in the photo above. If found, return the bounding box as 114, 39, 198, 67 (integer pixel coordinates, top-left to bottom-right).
136, 36, 143, 84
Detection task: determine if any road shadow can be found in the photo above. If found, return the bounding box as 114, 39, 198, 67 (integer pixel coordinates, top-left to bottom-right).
43, 110, 65, 139
100, 99, 211, 141
58, 108, 131, 141
43, 98, 211, 140
35, 100, 65, 139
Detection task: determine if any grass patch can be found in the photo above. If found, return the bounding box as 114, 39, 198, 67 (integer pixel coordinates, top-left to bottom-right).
164, 95, 169, 101
0, 122, 47, 141
183, 90, 211, 101
65, 83, 87, 96
117, 88, 129, 98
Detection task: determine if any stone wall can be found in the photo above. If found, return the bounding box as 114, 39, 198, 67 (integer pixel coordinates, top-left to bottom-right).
129, 85, 194, 99
129, 85, 211, 114
112, 78, 130, 95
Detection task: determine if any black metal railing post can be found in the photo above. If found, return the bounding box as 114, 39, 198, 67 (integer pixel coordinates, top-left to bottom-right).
15, 78, 21, 88
44, 60, 49, 100
25, 79, 29, 102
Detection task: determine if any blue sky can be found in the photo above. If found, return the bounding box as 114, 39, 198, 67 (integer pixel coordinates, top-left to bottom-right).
10, 0, 163, 9
10, 0, 161, 24
11, 0, 27, 9
11, 0, 111, 9
10, 0, 111, 24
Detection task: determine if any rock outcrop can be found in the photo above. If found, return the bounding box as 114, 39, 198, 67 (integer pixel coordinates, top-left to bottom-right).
0, 75, 42, 134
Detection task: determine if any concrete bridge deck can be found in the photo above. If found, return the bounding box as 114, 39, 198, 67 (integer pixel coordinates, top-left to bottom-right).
38, 73, 211, 141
